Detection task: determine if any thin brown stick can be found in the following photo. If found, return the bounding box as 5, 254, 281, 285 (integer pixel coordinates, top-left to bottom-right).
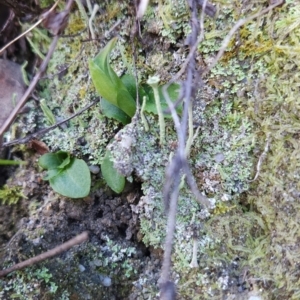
0, 231, 89, 277
0, 0, 74, 140
0, 35, 58, 139
160, 1, 208, 298
1, 99, 99, 148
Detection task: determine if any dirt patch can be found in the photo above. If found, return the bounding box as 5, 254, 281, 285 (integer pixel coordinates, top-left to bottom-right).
0, 156, 154, 299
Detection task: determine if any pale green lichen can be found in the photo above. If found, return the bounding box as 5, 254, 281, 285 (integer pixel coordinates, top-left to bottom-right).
10, 0, 300, 298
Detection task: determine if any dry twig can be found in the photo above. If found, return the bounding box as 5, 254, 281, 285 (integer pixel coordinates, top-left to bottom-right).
0, 231, 89, 277
160, 1, 209, 298
1, 99, 99, 148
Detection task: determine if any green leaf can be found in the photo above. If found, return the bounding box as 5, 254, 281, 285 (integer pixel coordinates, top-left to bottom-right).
89, 38, 137, 118
43, 168, 62, 180
38, 151, 70, 170
101, 98, 131, 125
143, 83, 182, 117
39, 151, 71, 170
39, 152, 91, 198
116, 89, 136, 117
89, 60, 119, 106
89, 38, 123, 107
93, 37, 118, 83
101, 150, 125, 193
49, 158, 91, 198
121, 74, 137, 99
121, 74, 149, 109
57, 152, 71, 169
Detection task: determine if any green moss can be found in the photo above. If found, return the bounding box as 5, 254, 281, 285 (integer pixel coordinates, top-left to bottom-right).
0, 185, 26, 205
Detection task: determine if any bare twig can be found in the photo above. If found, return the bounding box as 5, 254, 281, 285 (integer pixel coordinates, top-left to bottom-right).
160, 169, 180, 287
131, 0, 142, 117
0, 36, 58, 139
0, 0, 74, 140
162, 0, 209, 208
189, 238, 199, 268
137, 0, 150, 19
160, 1, 209, 298
0, 231, 89, 277
1, 99, 99, 148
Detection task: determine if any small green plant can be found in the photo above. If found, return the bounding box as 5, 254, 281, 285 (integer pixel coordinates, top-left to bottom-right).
89, 37, 136, 123
38, 151, 91, 198
89, 38, 181, 124
34, 267, 58, 294
34, 267, 53, 283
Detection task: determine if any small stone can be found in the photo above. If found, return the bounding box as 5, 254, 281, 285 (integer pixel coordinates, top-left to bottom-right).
78, 264, 85, 272
89, 165, 100, 174
214, 153, 225, 163
101, 276, 112, 287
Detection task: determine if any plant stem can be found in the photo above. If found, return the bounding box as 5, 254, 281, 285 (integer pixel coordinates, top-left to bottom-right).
141, 96, 149, 131
147, 76, 165, 145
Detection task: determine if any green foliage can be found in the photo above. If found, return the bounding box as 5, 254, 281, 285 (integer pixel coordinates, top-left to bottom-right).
0, 185, 25, 205
89, 38, 181, 125
89, 39, 181, 192
34, 267, 53, 283
89, 37, 136, 119
100, 98, 131, 125
39, 151, 91, 198
101, 150, 125, 193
